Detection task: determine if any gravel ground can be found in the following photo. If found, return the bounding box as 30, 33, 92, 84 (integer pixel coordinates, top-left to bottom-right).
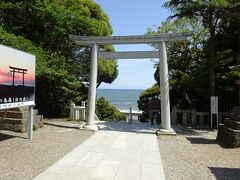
0, 119, 93, 180
158, 126, 240, 180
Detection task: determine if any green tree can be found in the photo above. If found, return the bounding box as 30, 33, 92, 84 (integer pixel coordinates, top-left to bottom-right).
147, 19, 209, 110
146, 18, 239, 111
0, 0, 112, 55
0, 0, 118, 89
0, 0, 119, 116
164, 0, 230, 97
216, 1, 240, 64
98, 60, 118, 87
96, 97, 126, 121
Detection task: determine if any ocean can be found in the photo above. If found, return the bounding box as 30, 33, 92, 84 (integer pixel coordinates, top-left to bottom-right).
96, 89, 144, 111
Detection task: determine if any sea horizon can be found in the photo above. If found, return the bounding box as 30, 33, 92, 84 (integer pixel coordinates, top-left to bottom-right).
96, 89, 144, 111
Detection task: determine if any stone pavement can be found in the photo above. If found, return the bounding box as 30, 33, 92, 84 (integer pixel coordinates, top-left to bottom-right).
33, 121, 165, 180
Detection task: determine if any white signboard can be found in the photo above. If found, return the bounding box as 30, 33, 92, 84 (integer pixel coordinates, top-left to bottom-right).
0, 44, 35, 109
211, 96, 218, 114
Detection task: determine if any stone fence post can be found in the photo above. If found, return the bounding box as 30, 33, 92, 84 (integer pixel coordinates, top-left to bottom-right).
81, 101, 86, 120
70, 103, 75, 121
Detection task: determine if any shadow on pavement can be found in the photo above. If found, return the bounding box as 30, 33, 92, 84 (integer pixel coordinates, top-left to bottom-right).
209, 167, 240, 180
98, 121, 159, 135
44, 122, 80, 130
0, 132, 26, 141
44, 119, 85, 130
186, 136, 228, 148
172, 125, 214, 136
186, 137, 217, 144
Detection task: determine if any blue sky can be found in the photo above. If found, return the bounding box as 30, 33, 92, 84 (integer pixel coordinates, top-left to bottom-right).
95, 0, 170, 90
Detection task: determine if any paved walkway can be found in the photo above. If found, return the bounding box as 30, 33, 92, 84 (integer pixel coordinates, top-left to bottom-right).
33, 121, 165, 180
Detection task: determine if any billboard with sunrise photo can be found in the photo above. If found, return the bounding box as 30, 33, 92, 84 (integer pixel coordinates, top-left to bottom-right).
0, 44, 35, 109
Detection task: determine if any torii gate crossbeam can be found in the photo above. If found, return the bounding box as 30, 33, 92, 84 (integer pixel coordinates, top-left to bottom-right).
70, 32, 192, 133
98, 51, 159, 59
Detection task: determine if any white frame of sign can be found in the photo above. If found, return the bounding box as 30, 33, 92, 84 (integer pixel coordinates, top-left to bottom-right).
0, 44, 35, 140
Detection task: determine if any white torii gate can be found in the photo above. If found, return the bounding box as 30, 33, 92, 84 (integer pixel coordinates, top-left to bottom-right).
70, 32, 192, 133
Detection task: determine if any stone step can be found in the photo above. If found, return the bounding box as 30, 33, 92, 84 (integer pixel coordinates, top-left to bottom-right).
0, 115, 43, 133
0, 109, 39, 119
0, 107, 43, 132
224, 118, 240, 130
0, 111, 27, 119
0, 118, 28, 132
0, 107, 22, 113
1, 118, 27, 124
217, 124, 240, 148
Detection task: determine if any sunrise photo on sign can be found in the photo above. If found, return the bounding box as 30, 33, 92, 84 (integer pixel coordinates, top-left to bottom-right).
0, 44, 35, 106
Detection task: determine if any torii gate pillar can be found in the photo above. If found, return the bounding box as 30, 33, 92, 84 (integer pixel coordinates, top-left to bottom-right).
157, 41, 175, 134
84, 43, 99, 131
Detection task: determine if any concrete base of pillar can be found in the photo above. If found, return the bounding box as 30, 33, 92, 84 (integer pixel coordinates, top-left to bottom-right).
156, 128, 176, 136
82, 125, 99, 131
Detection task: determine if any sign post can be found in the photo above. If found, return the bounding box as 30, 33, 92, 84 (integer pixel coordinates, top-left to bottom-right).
28, 105, 34, 140
211, 96, 218, 128
0, 44, 35, 140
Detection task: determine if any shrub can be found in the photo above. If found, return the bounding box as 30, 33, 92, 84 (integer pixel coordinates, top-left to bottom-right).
96, 97, 125, 121
36, 69, 82, 117
33, 124, 38, 131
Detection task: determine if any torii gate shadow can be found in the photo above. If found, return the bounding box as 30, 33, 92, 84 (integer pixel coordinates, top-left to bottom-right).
97, 121, 159, 135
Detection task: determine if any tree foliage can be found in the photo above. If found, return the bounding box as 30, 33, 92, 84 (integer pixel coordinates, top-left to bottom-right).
139, 17, 239, 115
98, 60, 118, 87
96, 97, 126, 121
0, 0, 119, 117
164, 0, 232, 96
0, 0, 112, 55
0, 0, 118, 85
